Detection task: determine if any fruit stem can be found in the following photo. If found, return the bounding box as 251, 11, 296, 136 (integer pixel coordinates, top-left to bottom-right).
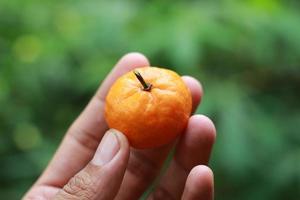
134, 70, 152, 91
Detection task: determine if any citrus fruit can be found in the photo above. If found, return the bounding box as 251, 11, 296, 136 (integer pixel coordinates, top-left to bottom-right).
104, 67, 192, 149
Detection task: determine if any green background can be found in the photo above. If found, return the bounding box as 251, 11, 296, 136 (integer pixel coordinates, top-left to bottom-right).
1, 0, 299, 199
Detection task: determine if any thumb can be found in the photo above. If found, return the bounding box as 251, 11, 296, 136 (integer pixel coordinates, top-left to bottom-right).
54, 129, 129, 200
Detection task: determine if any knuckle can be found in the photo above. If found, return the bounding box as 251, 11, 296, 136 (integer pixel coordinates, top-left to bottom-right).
68, 124, 100, 152
61, 171, 96, 200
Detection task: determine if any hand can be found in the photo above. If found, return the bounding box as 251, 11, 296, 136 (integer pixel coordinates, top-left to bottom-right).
23, 53, 216, 200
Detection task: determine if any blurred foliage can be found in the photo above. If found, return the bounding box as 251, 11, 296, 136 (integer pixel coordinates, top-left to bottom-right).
1, 0, 300, 199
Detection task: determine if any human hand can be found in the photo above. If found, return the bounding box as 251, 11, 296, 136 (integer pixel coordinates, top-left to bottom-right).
23, 53, 216, 200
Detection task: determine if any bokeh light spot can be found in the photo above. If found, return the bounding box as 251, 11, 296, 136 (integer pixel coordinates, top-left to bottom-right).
13, 35, 42, 63
13, 123, 42, 151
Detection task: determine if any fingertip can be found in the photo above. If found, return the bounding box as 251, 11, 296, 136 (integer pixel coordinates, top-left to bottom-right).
176, 114, 216, 166
111, 128, 130, 152
189, 115, 217, 142
118, 52, 150, 69
182, 76, 203, 95
190, 165, 214, 185
183, 165, 214, 200
98, 52, 150, 99
181, 76, 203, 112
190, 165, 214, 195
108, 129, 130, 167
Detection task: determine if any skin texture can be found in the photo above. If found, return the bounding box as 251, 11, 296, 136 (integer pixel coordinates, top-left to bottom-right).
23, 53, 216, 200
105, 67, 192, 149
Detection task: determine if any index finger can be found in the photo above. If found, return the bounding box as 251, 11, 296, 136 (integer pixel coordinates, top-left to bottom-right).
35, 53, 150, 187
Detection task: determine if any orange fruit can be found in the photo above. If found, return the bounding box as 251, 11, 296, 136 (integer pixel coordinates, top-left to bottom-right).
104, 67, 192, 149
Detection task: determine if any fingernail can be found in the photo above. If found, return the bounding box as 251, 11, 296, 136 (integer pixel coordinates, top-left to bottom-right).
92, 129, 120, 166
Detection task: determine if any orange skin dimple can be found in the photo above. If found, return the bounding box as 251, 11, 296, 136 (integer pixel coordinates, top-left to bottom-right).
104, 67, 192, 149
